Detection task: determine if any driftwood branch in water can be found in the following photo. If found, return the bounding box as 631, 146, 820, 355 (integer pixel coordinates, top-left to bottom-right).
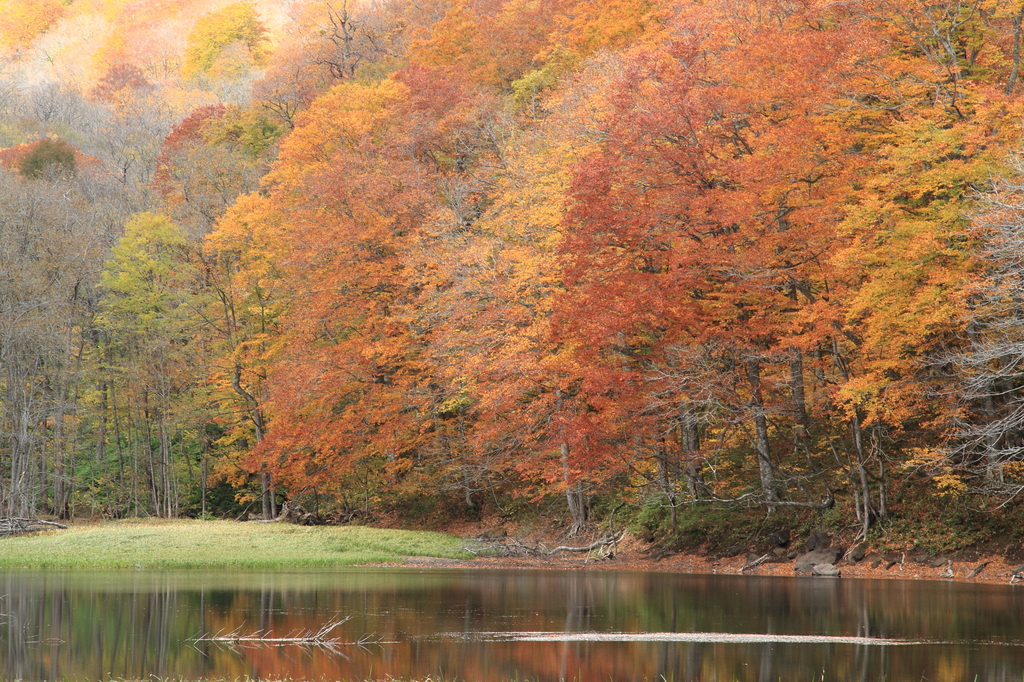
187, 617, 376, 653
0, 518, 68, 536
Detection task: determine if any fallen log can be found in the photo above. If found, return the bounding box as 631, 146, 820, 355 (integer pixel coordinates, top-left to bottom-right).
0, 518, 68, 536
740, 553, 771, 573
549, 531, 625, 555
463, 536, 545, 557
967, 561, 990, 579
463, 531, 625, 558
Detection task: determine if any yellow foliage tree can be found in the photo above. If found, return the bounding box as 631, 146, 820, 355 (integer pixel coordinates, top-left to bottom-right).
0, 0, 64, 49
182, 2, 268, 80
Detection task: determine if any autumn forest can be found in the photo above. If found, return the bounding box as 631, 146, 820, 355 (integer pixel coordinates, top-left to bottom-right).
3, 0, 1024, 551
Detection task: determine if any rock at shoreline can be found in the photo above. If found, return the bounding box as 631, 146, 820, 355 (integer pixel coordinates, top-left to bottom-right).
812, 563, 841, 577
804, 530, 831, 552
848, 543, 867, 563
769, 528, 791, 547
720, 544, 747, 558
795, 547, 843, 574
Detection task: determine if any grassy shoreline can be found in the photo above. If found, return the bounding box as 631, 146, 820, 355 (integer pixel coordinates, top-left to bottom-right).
0, 519, 470, 569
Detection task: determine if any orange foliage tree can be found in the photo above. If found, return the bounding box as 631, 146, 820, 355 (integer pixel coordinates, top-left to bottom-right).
550, 0, 865, 514
181, 0, 1024, 535
539, 0, 1022, 536
222, 72, 440, 513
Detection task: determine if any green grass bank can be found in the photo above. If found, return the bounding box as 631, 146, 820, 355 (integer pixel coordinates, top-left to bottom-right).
0, 519, 470, 568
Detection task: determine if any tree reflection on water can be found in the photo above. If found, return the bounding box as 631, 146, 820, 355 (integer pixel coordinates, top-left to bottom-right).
1, 569, 1023, 681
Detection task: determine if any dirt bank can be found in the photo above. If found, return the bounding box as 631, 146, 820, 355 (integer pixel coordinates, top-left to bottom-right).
397, 528, 1024, 585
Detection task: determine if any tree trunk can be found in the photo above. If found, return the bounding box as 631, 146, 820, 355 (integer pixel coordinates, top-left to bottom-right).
96, 380, 108, 464
201, 450, 208, 518
143, 401, 160, 516
1008, 8, 1024, 96
463, 465, 474, 509
851, 413, 871, 537
53, 407, 69, 519
656, 440, 677, 531
561, 443, 588, 536
790, 352, 809, 430
679, 413, 703, 504
831, 339, 882, 538
261, 465, 272, 521
876, 434, 888, 521
232, 363, 273, 520
159, 412, 171, 518
746, 359, 778, 503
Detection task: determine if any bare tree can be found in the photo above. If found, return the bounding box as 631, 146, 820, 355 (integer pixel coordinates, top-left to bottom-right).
25, 81, 86, 126
952, 155, 1024, 500
0, 168, 108, 518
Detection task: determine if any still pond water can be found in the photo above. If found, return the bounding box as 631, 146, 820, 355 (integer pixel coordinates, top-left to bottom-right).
1, 568, 1023, 681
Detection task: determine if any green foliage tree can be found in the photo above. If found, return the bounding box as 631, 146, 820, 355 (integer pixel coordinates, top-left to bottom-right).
97, 212, 211, 517
19, 138, 76, 179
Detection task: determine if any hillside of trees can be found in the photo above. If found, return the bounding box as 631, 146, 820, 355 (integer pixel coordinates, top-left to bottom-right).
3, 0, 1024, 552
